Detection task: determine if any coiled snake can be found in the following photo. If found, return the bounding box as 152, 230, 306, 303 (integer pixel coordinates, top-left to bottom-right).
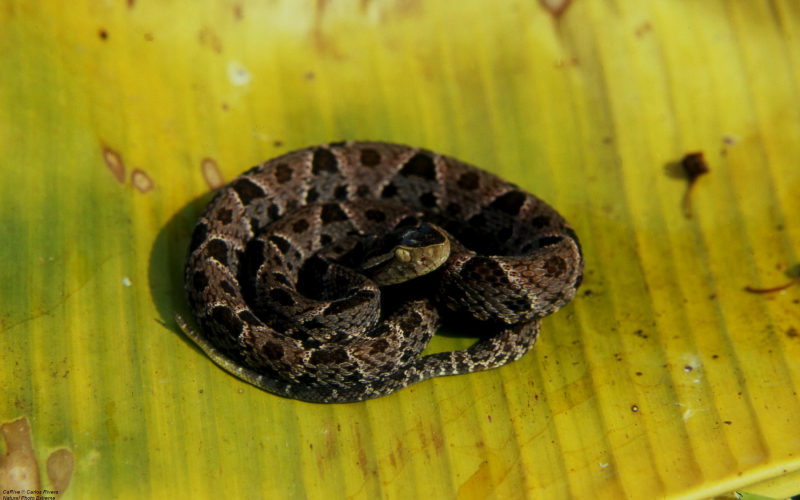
175, 142, 584, 403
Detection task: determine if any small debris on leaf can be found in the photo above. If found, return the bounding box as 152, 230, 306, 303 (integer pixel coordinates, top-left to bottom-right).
681, 152, 709, 219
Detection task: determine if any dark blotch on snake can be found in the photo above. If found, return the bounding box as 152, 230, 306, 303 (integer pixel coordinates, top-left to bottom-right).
457, 172, 480, 190
269, 288, 296, 306
309, 347, 349, 365
267, 204, 280, 220
306, 187, 320, 203
381, 183, 398, 198
292, 219, 310, 234
355, 185, 370, 198
312, 148, 338, 175
210, 306, 244, 337
273, 272, 292, 287
206, 239, 229, 266
269, 235, 293, 255
365, 209, 386, 223
320, 203, 349, 225
274, 163, 293, 184
192, 270, 209, 291
419, 191, 437, 208
231, 178, 265, 206
490, 191, 527, 216
238, 310, 262, 326
395, 216, 418, 228
220, 280, 236, 296
189, 223, 208, 253
399, 153, 436, 180
537, 236, 563, 248
531, 215, 550, 229
334, 185, 348, 200
360, 148, 382, 167
324, 291, 374, 315
215, 208, 233, 225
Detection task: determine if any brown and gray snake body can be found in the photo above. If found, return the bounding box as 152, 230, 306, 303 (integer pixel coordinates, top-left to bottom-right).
176, 142, 584, 403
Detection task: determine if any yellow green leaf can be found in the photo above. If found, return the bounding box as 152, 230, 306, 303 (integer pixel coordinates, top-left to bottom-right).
2, 1, 799, 499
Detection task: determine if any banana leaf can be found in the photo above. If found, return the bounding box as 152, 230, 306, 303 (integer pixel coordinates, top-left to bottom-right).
2, 0, 799, 499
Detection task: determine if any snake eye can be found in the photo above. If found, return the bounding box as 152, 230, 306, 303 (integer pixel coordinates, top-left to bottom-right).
395, 248, 411, 263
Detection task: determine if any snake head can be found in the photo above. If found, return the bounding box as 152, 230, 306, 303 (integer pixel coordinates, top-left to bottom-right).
359, 223, 451, 286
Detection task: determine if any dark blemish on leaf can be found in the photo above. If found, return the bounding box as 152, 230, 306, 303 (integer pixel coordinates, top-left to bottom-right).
127, 0, 135, 7
635, 22, 652, 38
724, 421, 732, 425
539, 0, 572, 18
199, 27, 222, 54
233, 3, 243, 19
305, 71, 316, 81
144, 33, 154, 41
131, 169, 154, 193
46, 449, 75, 495
684, 365, 693, 373
202, 158, 224, 189
0, 418, 39, 488
103, 146, 125, 183
787, 328, 799, 339
583, 289, 594, 297
634, 329, 648, 339
221, 103, 229, 111
98, 29, 108, 40
631, 405, 639, 413
274, 140, 284, 147
680, 152, 709, 219
745, 272, 800, 294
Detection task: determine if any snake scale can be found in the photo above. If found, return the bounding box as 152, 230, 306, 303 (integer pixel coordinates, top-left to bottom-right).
175, 141, 584, 403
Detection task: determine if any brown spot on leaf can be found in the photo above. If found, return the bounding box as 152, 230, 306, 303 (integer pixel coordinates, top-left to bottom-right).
539, 0, 572, 17
199, 27, 222, 54
681, 152, 709, 219
635, 22, 652, 38
0, 418, 40, 491
131, 169, 154, 193
233, 3, 243, 19
98, 29, 108, 40
46, 449, 74, 495
202, 158, 224, 189
144, 33, 153, 41
103, 147, 125, 183
788, 328, 799, 339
